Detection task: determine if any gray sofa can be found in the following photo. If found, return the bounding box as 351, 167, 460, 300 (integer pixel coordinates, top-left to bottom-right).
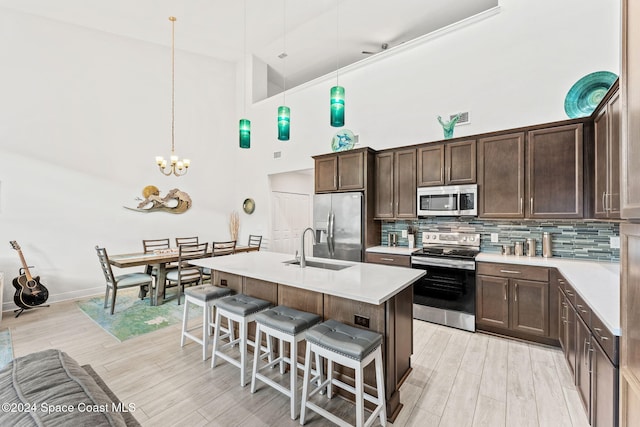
0, 349, 140, 426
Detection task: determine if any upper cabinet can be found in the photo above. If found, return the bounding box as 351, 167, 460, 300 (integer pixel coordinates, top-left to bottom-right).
417, 139, 476, 187
477, 133, 526, 218
375, 148, 417, 219
314, 148, 369, 193
594, 85, 621, 219
621, 0, 640, 220
478, 124, 584, 219
527, 123, 583, 219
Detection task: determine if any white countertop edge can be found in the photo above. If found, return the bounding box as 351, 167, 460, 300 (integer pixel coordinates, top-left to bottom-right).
366, 246, 420, 256
190, 251, 425, 306
476, 253, 621, 336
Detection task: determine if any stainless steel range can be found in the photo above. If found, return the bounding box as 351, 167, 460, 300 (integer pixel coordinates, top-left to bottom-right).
411, 232, 480, 332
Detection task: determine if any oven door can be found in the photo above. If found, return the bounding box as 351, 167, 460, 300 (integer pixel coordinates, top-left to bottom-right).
411, 257, 476, 331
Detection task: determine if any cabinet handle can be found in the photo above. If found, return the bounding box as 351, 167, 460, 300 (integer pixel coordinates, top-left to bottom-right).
520, 197, 523, 214
334, 175, 337, 188
530, 197, 534, 214
380, 258, 395, 262
588, 345, 594, 374
514, 283, 518, 301
500, 270, 521, 274
339, 175, 342, 188
593, 327, 609, 341
583, 338, 589, 367
447, 167, 451, 182
566, 290, 574, 297
440, 167, 444, 183
602, 192, 607, 212
504, 283, 507, 301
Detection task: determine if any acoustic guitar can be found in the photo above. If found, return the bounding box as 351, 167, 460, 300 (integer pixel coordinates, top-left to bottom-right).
9, 241, 49, 310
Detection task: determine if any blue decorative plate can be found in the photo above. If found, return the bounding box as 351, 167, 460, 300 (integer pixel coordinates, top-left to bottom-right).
331, 129, 356, 152
564, 71, 617, 118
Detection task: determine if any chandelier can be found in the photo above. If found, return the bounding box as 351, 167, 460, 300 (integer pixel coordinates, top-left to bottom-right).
156, 16, 190, 176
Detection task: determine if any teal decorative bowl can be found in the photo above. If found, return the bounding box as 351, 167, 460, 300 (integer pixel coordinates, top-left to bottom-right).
564, 71, 617, 118
331, 129, 356, 152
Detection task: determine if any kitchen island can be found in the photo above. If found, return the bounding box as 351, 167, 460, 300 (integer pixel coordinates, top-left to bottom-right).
190, 251, 425, 421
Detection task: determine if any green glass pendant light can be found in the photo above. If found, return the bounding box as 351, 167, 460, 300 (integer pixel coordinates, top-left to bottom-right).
277, 106, 290, 141
239, 0, 250, 148
330, 85, 345, 127
277, 0, 290, 141
239, 119, 251, 148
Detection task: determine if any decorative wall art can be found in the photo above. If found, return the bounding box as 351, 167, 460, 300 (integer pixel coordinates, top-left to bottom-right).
125, 185, 192, 214
331, 128, 356, 152
229, 211, 240, 241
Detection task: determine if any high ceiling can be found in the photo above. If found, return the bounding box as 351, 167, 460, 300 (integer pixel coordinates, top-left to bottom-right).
1, 0, 498, 91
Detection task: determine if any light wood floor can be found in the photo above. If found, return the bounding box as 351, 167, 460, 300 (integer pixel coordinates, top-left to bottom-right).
2, 299, 589, 427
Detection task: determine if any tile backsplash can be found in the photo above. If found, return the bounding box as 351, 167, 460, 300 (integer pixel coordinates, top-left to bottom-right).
381, 218, 620, 261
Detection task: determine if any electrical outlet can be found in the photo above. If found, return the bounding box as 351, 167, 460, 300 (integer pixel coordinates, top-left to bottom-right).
354, 315, 370, 329
220, 279, 228, 287
491, 233, 499, 243
401, 230, 408, 238
610, 236, 620, 249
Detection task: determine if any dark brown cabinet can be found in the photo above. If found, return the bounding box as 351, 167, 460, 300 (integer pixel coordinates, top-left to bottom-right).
375, 149, 416, 219
477, 132, 525, 218
557, 270, 619, 427
365, 252, 411, 267
476, 263, 550, 340
417, 139, 476, 187
314, 149, 366, 193
527, 123, 584, 218
594, 87, 621, 219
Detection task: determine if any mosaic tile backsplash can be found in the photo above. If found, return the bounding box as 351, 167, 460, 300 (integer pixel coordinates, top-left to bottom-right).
381, 218, 620, 261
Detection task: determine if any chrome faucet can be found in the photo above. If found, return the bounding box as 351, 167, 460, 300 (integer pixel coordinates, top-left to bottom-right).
300, 227, 316, 268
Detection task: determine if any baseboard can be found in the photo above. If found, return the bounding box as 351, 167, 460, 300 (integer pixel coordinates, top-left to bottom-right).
2, 286, 104, 314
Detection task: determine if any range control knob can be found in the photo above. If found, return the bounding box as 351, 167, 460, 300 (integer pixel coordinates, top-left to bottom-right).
432, 234, 437, 240
424, 235, 430, 240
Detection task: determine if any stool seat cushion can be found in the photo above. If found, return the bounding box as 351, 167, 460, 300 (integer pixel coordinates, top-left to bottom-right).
255, 306, 321, 335
184, 285, 233, 302
305, 319, 383, 361
215, 294, 272, 316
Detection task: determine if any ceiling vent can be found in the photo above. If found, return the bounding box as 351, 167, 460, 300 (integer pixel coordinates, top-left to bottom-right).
450, 111, 470, 126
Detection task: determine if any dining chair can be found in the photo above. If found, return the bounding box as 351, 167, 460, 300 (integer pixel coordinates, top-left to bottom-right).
213, 240, 237, 256
202, 241, 237, 280
175, 236, 199, 246
95, 246, 154, 315
142, 238, 172, 273
248, 235, 262, 250
166, 242, 209, 305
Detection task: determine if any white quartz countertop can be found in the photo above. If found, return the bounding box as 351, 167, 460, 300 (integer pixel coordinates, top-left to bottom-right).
477, 253, 620, 336
190, 251, 425, 305
366, 246, 420, 256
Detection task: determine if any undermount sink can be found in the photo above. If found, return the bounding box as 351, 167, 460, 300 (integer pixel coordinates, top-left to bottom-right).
282, 259, 352, 271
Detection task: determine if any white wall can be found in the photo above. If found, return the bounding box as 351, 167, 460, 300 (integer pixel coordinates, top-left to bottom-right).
0, 0, 621, 310
235, 0, 621, 254
0, 9, 238, 309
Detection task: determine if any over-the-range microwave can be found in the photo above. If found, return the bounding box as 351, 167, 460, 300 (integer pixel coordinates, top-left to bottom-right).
417, 184, 478, 216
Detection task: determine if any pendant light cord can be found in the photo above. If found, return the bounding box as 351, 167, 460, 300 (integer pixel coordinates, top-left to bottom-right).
170, 16, 176, 155
335, 0, 339, 85
243, 0, 247, 115
283, 0, 287, 104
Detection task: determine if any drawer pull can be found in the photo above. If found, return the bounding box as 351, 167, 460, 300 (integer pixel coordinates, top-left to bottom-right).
380, 258, 395, 262
504, 283, 507, 301
593, 327, 609, 341
499, 270, 521, 274
566, 290, 574, 297
514, 283, 518, 301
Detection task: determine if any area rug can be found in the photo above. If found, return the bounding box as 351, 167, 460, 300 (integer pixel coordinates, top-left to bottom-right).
0, 329, 13, 369
77, 288, 198, 342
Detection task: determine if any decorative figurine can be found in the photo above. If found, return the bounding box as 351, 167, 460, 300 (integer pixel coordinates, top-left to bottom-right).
437, 113, 462, 139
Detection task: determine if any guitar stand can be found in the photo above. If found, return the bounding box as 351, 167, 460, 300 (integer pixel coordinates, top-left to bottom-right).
14, 304, 50, 318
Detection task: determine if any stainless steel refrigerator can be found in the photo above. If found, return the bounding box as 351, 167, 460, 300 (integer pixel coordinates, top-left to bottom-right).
313, 192, 363, 262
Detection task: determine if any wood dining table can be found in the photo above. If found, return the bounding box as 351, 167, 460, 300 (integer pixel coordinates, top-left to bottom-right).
108, 245, 259, 305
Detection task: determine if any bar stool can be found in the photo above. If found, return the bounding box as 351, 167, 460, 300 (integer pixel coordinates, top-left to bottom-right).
300, 319, 387, 427
211, 294, 272, 386
180, 285, 233, 360
250, 306, 322, 420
